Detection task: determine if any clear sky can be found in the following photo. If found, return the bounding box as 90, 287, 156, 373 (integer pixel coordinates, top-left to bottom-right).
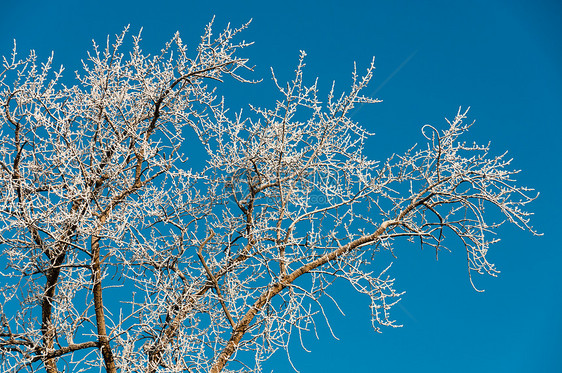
1, 1, 560, 372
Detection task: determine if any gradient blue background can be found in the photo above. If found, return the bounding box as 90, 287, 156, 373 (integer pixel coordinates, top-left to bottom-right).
1, 1, 560, 372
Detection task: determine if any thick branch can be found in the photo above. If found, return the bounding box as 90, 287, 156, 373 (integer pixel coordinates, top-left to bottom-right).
31, 341, 100, 363
40, 252, 66, 373
210, 219, 395, 373
91, 233, 117, 373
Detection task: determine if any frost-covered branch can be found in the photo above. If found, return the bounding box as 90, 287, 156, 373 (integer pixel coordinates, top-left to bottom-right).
0, 21, 538, 373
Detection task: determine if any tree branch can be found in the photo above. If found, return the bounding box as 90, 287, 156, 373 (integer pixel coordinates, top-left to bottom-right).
210, 219, 395, 373
196, 230, 236, 329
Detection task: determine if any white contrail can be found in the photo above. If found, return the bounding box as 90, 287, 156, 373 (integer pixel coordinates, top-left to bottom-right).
369, 49, 419, 98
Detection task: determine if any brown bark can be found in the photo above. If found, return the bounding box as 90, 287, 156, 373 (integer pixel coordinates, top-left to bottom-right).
209, 220, 395, 373
41, 253, 65, 373
31, 341, 100, 363
91, 234, 117, 373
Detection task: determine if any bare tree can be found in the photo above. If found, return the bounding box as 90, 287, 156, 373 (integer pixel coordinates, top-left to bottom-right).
0, 21, 538, 373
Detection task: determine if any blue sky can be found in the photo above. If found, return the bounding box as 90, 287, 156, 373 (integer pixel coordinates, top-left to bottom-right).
1, 1, 560, 372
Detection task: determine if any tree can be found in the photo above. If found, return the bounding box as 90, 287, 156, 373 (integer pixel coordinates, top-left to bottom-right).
0, 21, 538, 373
